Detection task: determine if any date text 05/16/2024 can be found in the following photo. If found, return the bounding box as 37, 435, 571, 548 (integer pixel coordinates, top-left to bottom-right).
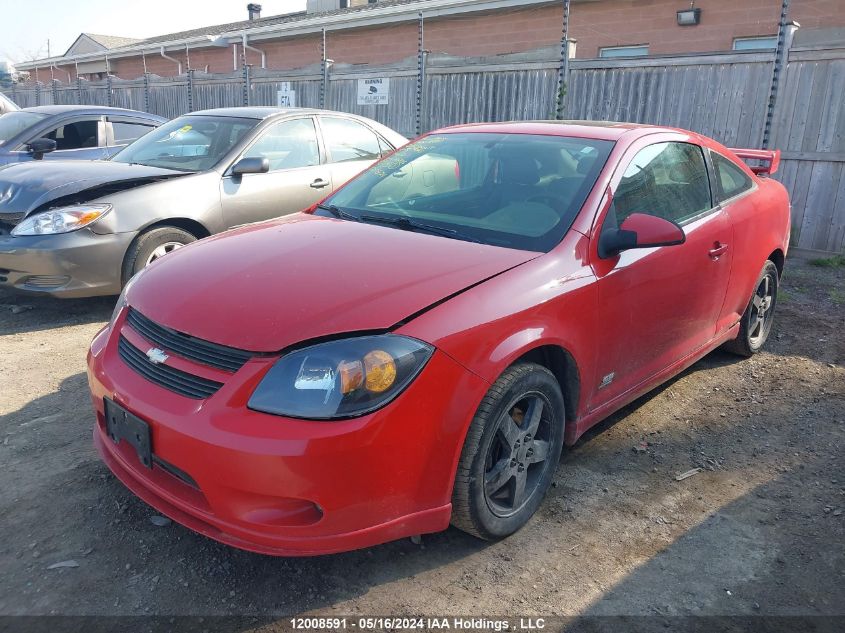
289, 617, 547, 631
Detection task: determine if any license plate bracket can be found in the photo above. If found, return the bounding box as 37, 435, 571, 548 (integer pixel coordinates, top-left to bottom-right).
104, 398, 152, 469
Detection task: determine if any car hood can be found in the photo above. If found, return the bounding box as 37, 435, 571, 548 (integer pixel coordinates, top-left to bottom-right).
129, 214, 540, 352
0, 160, 187, 219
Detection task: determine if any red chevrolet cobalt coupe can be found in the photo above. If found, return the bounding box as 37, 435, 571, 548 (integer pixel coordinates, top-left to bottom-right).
88, 122, 789, 555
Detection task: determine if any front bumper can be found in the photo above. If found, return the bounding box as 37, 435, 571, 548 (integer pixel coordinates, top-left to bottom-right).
0, 228, 133, 297
87, 323, 490, 556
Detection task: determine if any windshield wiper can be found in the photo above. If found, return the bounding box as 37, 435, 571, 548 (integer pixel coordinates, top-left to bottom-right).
317, 203, 359, 222
360, 214, 482, 243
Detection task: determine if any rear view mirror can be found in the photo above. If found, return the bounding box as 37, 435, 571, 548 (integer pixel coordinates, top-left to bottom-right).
231, 157, 270, 176
27, 137, 57, 160
598, 213, 685, 258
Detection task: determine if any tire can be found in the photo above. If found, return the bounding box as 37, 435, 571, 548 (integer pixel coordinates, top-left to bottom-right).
722, 260, 779, 357
451, 362, 565, 540
122, 226, 197, 285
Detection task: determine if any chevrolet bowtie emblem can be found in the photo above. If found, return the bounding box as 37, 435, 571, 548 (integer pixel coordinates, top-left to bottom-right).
146, 348, 169, 365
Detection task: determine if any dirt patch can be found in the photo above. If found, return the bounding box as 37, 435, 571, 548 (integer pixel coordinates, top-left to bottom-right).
0, 256, 842, 619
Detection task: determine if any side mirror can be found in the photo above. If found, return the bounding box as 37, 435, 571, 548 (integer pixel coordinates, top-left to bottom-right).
27, 137, 57, 160
598, 212, 685, 258
231, 157, 270, 176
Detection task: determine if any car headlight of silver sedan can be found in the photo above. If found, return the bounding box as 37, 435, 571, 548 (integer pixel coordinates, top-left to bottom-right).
11, 204, 112, 236
248, 335, 434, 420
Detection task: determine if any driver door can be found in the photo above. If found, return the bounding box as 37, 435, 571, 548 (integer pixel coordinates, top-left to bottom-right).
588, 139, 733, 411
220, 116, 331, 228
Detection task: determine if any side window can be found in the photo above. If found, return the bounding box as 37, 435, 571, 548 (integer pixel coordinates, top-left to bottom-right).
42, 119, 100, 150
712, 152, 754, 200
243, 118, 319, 171
320, 117, 381, 163
111, 121, 156, 146
610, 142, 711, 226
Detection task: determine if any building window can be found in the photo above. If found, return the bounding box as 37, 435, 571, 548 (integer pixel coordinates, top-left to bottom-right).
733, 36, 777, 51
599, 45, 649, 58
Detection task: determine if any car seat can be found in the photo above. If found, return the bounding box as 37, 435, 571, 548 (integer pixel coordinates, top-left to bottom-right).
490, 156, 541, 208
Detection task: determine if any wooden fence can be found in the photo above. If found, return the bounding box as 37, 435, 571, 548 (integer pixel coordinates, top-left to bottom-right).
3, 37, 844, 253
769, 45, 845, 254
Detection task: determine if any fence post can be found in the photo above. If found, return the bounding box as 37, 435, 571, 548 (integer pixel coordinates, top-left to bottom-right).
762, 0, 793, 149
187, 69, 195, 112
416, 12, 427, 136
11, 83, 17, 105
35, 82, 41, 106
242, 63, 251, 106
76, 76, 83, 104
106, 73, 113, 107
143, 72, 150, 112
320, 28, 329, 109
555, 0, 572, 120
51, 79, 59, 104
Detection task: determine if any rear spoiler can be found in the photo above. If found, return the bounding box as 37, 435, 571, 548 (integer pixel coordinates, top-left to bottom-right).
728, 148, 781, 176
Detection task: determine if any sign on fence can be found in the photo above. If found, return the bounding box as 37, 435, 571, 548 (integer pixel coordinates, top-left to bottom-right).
276, 82, 296, 107
357, 77, 389, 105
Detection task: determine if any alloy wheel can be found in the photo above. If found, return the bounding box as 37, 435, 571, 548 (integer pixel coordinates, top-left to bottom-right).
483, 393, 554, 518
145, 241, 185, 266
749, 272, 776, 346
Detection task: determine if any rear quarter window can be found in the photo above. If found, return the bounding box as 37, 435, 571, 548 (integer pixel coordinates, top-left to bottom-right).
713, 152, 754, 201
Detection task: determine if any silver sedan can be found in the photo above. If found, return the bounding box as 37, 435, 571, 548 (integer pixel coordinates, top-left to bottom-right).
0, 107, 406, 297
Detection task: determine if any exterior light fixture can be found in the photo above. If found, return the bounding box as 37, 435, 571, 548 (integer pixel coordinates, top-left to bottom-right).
677, 2, 701, 26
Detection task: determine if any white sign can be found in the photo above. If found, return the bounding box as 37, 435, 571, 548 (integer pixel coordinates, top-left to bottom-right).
357, 77, 389, 105
276, 82, 296, 107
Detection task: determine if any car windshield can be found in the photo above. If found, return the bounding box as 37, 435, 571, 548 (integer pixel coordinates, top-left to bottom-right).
111, 115, 257, 172
0, 111, 47, 145
322, 133, 614, 252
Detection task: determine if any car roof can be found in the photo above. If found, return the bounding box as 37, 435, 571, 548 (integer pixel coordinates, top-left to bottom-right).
432, 120, 684, 141
21, 105, 166, 120
185, 107, 408, 145
189, 106, 334, 120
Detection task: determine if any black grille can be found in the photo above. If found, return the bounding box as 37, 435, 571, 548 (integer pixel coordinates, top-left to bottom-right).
126, 308, 253, 373
118, 336, 223, 400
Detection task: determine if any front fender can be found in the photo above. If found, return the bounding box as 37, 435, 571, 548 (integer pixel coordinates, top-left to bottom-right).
398, 231, 598, 427
89, 171, 224, 235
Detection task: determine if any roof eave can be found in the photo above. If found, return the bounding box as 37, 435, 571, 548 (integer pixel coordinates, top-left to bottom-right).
15, 0, 554, 69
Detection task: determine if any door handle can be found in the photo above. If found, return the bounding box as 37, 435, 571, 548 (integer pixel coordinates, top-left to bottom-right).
310, 178, 330, 189
709, 242, 729, 259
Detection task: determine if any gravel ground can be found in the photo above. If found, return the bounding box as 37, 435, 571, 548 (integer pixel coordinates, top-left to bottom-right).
0, 255, 842, 623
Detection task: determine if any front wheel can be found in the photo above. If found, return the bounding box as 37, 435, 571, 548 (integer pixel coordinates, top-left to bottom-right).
122, 226, 197, 285
723, 260, 779, 357
451, 363, 565, 540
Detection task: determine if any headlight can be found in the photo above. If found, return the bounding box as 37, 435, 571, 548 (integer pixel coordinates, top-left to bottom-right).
108, 268, 142, 329
248, 335, 434, 420
11, 204, 112, 236
109, 286, 129, 330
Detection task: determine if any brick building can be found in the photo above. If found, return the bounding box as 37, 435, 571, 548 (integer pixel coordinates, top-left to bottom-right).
15, 0, 845, 81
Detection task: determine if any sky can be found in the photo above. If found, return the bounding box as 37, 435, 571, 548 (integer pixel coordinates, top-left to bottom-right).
0, 0, 307, 64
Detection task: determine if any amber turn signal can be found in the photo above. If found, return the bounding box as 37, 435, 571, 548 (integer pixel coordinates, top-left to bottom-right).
363, 350, 397, 393
338, 360, 364, 394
